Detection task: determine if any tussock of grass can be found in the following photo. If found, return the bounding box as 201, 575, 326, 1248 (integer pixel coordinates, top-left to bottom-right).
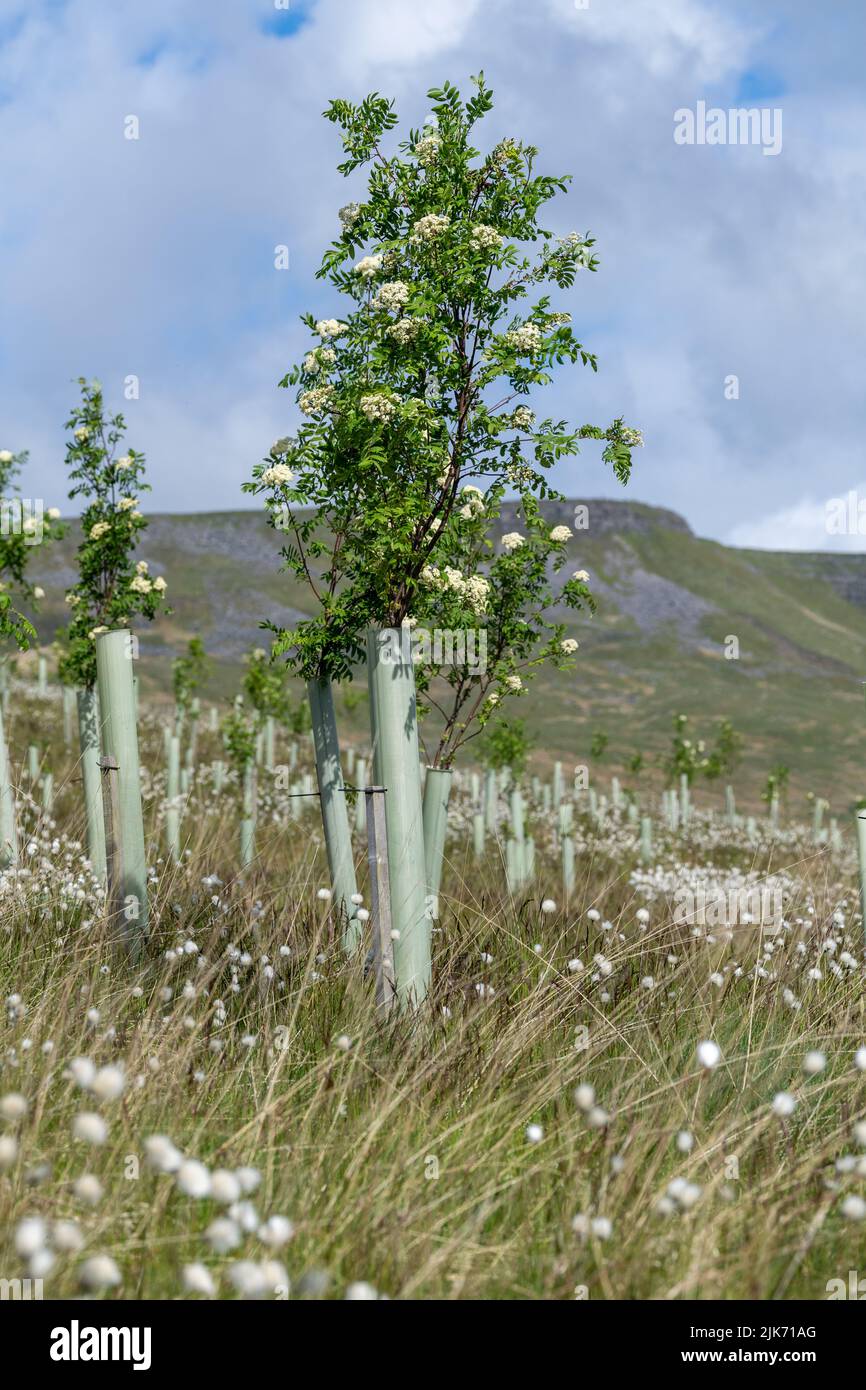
1, 687, 865, 1300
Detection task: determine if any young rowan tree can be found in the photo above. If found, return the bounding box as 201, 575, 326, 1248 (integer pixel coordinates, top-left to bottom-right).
58, 379, 169, 690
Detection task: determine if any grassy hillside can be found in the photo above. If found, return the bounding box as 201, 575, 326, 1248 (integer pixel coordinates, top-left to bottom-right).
21, 498, 866, 813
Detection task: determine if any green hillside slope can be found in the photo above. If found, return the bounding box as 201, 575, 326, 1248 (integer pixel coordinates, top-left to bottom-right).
22, 499, 866, 812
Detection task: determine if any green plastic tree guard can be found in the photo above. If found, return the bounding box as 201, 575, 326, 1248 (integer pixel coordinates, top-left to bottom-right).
858, 812, 866, 944
241, 759, 256, 867
473, 811, 485, 862
640, 815, 653, 864
308, 676, 360, 951
562, 832, 575, 899
725, 785, 736, 826
422, 766, 452, 920
95, 631, 148, 944
484, 769, 497, 835
166, 733, 180, 863
0, 703, 19, 867
76, 687, 106, 882
62, 686, 74, 747
679, 773, 690, 827
366, 627, 429, 1007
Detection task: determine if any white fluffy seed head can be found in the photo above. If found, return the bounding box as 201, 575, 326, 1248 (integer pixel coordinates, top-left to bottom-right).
182, 1262, 217, 1296
258, 1215, 295, 1248
574, 1084, 595, 1112
0, 1092, 28, 1122
525, 1123, 544, 1143
144, 1134, 183, 1173
696, 1040, 721, 1070
68, 1056, 96, 1089
15, 1216, 47, 1257
803, 1050, 826, 1075
205, 1218, 241, 1254
53, 1219, 84, 1253
345, 1281, 378, 1300
91, 1064, 125, 1101
73, 1174, 104, 1206
72, 1112, 108, 1146
78, 1255, 121, 1290
210, 1170, 242, 1205
0, 1134, 19, 1169
176, 1159, 211, 1198
771, 1091, 797, 1118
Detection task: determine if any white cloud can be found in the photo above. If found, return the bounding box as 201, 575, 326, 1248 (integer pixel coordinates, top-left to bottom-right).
0, 0, 863, 552
727, 485, 866, 553
546, 0, 755, 81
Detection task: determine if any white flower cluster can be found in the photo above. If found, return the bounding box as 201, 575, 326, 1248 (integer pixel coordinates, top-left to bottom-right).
420, 564, 490, 615
303, 347, 336, 374
610, 424, 645, 448
116, 496, 137, 512
388, 318, 419, 346
414, 133, 441, 166
505, 323, 542, 354
354, 255, 382, 279
505, 674, 523, 692
338, 202, 361, 228
410, 214, 450, 244
550, 524, 572, 542
561, 638, 579, 654
511, 405, 535, 431
89, 521, 110, 540
314, 319, 347, 339
298, 386, 335, 416
506, 461, 534, 487
359, 394, 397, 424
115, 455, 134, 470
458, 484, 485, 519
470, 223, 502, 251
501, 531, 524, 552
463, 575, 491, 614
373, 281, 411, 313
261, 464, 294, 487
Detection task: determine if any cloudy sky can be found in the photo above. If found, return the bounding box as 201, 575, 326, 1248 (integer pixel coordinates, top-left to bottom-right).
1, 0, 863, 549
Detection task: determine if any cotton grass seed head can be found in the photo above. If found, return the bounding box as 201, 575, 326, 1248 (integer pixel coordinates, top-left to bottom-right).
0, 1092, 28, 1122
72, 1112, 107, 1145
182, 1262, 217, 1296
73, 1174, 104, 1206
78, 1255, 121, 1290
803, 1050, 826, 1075
0, 1134, 18, 1169
176, 1159, 211, 1198
696, 1040, 721, 1070
15, 1216, 46, 1257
